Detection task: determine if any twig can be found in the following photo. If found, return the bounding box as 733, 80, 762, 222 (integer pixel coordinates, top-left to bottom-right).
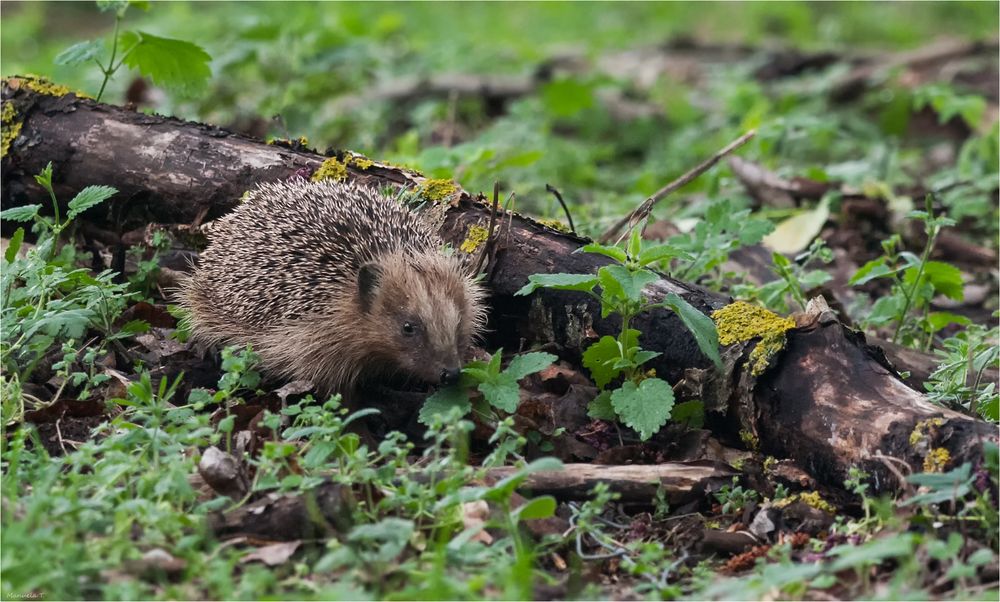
545, 184, 576, 235
598, 129, 756, 244
55, 417, 68, 456
873, 451, 914, 494
471, 182, 501, 277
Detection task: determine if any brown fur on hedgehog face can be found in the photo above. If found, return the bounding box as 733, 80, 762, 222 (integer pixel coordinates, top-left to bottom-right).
352, 251, 485, 388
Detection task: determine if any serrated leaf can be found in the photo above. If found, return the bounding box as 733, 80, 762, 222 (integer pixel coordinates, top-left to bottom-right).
54, 39, 105, 66
738, 216, 775, 246
119, 30, 212, 95
5, 227, 24, 263
911, 261, 964, 301
610, 378, 674, 441
504, 351, 556, 380
581, 243, 627, 263
600, 265, 657, 303
633, 350, 660, 367
662, 293, 722, 370
479, 373, 520, 413
486, 347, 503, 375
67, 185, 117, 220
0, 204, 42, 223
587, 390, 616, 420
515, 273, 598, 296
418, 385, 471, 425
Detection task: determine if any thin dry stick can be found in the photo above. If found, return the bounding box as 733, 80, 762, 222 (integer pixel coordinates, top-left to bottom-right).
472, 182, 501, 277
598, 129, 756, 244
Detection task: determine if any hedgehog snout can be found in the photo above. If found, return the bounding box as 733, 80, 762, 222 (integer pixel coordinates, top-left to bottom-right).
440, 367, 462, 386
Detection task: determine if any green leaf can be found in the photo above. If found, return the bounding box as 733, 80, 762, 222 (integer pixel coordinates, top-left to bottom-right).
600, 265, 657, 303
486, 348, 503, 375
119, 31, 212, 95
662, 293, 723, 370
512, 495, 557, 521
479, 374, 520, 413
637, 243, 693, 266
5, 227, 24, 263
515, 273, 598, 296
583, 333, 636, 389
610, 378, 675, 441
671, 400, 705, 429
34, 162, 53, 192
485, 458, 564, 502
504, 351, 557, 380
981, 396, 999, 422
580, 243, 627, 263
911, 261, 964, 301
119, 319, 151, 335
626, 229, 642, 259
633, 350, 661, 367
67, 185, 117, 221
463, 367, 492, 383
0, 204, 42, 222
54, 39, 105, 66
738, 216, 775, 246
849, 258, 895, 285
828, 534, 918, 571
926, 311, 971, 333
587, 390, 616, 420
418, 385, 472, 425
867, 296, 904, 327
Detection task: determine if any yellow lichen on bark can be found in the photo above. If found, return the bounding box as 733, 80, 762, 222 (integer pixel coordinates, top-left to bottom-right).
1, 101, 22, 158
712, 301, 795, 376
311, 157, 349, 182
418, 178, 460, 202
460, 225, 490, 253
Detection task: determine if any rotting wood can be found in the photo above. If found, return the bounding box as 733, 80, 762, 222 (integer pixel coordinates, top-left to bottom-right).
3, 78, 995, 495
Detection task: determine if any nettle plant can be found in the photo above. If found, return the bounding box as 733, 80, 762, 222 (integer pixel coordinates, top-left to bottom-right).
515, 230, 723, 440
420, 348, 557, 426
0, 163, 124, 422
54, 0, 212, 102
849, 195, 963, 349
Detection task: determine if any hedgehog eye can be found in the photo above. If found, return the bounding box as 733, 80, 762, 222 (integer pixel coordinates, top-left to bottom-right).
402, 322, 417, 336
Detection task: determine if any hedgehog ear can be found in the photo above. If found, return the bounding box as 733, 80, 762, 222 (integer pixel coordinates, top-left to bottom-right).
357, 262, 383, 312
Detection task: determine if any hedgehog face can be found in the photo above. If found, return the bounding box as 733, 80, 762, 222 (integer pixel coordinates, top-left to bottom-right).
357, 255, 475, 387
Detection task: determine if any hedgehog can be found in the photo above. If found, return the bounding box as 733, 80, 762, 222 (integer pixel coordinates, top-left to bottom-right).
179, 179, 487, 399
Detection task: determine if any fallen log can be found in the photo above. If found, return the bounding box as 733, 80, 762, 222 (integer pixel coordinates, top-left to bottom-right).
3, 77, 995, 495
